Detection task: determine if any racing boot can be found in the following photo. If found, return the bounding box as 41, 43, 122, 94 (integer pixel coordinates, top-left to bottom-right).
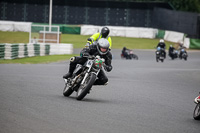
63, 64, 76, 79
63, 73, 72, 79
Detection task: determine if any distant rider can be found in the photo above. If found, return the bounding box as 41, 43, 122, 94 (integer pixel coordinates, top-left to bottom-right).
178, 42, 187, 59
168, 45, 175, 58
63, 38, 113, 85
122, 47, 129, 59
157, 39, 166, 58
85, 27, 112, 50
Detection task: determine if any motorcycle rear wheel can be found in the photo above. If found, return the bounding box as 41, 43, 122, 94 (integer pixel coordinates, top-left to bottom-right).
76, 73, 96, 100
193, 103, 200, 120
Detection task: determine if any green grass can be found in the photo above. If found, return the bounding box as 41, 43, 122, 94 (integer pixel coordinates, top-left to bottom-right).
0, 54, 78, 64
0, 31, 173, 49
0, 31, 173, 64
0, 31, 29, 43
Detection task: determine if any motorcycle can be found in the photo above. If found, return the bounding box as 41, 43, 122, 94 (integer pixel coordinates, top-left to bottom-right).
63, 55, 105, 100
179, 48, 188, 61
169, 50, 178, 60
155, 47, 165, 62
121, 50, 138, 60
193, 92, 200, 120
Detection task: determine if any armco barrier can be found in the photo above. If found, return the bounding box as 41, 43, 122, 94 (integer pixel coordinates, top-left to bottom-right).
0, 43, 73, 60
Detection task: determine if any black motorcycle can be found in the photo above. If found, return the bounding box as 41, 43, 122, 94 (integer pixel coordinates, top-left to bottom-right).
121, 50, 138, 60
169, 50, 178, 60
156, 47, 165, 62
193, 92, 200, 120
179, 48, 188, 61
63, 55, 105, 100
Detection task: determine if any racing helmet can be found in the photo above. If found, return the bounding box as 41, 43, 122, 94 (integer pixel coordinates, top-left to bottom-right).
160, 39, 164, 43
97, 38, 110, 55
101, 27, 110, 38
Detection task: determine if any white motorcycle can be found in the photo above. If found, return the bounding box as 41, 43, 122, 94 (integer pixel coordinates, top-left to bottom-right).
193, 92, 200, 120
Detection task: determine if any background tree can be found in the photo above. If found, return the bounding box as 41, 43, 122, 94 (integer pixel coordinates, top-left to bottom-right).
169, 0, 200, 13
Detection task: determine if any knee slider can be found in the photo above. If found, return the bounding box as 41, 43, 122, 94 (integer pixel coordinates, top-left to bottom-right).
70, 57, 75, 62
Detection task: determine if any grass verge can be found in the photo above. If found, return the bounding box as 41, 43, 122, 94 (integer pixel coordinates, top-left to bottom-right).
0, 54, 78, 64
0, 31, 174, 64
0, 31, 173, 49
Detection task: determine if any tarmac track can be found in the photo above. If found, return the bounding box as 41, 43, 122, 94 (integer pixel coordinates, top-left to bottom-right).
0, 49, 200, 133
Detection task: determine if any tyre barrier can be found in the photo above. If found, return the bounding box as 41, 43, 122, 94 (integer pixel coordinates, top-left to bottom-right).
0, 43, 73, 59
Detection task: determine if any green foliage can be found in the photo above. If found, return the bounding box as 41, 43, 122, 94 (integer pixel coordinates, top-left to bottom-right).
169, 0, 200, 13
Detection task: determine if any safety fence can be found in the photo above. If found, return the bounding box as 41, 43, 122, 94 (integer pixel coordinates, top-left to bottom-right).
0, 21, 80, 34
0, 43, 73, 60
0, 21, 200, 49
32, 23, 81, 34
156, 29, 200, 49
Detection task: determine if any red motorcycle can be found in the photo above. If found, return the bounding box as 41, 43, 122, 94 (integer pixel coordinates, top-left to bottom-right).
121, 50, 138, 60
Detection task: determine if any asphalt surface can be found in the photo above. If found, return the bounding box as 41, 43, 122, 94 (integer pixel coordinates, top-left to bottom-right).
0, 49, 200, 133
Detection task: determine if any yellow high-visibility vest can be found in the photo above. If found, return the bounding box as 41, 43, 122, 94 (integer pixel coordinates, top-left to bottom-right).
87, 33, 112, 49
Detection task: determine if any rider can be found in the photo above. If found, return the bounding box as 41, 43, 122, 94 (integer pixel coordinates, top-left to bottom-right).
63, 38, 113, 85
157, 39, 166, 58
168, 45, 175, 58
178, 42, 187, 59
85, 27, 112, 50
122, 47, 129, 59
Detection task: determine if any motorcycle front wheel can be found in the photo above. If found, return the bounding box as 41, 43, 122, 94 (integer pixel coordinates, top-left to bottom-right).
131, 54, 138, 60
184, 57, 187, 61
76, 73, 96, 100
63, 83, 74, 97
193, 103, 200, 120
156, 56, 159, 62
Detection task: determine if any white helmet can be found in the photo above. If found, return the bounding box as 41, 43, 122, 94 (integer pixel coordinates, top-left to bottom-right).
97, 38, 110, 55
160, 39, 164, 43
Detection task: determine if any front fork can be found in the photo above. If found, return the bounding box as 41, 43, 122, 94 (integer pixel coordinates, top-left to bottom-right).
80, 69, 100, 85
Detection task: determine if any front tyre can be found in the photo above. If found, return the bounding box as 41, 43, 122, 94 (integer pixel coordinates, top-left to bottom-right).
184, 57, 187, 61
76, 73, 96, 100
156, 57, 159, 62
63, 84, 74, 97
193, 103, 200, 120
132, 54, 138, 60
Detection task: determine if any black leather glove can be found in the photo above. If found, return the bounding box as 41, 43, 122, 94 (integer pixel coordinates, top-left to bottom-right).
85, 42, 90, 47
88, 55, 95, 59
82, 52, 90, 57
104, 64, 112, 72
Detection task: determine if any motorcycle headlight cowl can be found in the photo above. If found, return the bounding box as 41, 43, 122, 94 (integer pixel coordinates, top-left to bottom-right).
94, 59, 104, 68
